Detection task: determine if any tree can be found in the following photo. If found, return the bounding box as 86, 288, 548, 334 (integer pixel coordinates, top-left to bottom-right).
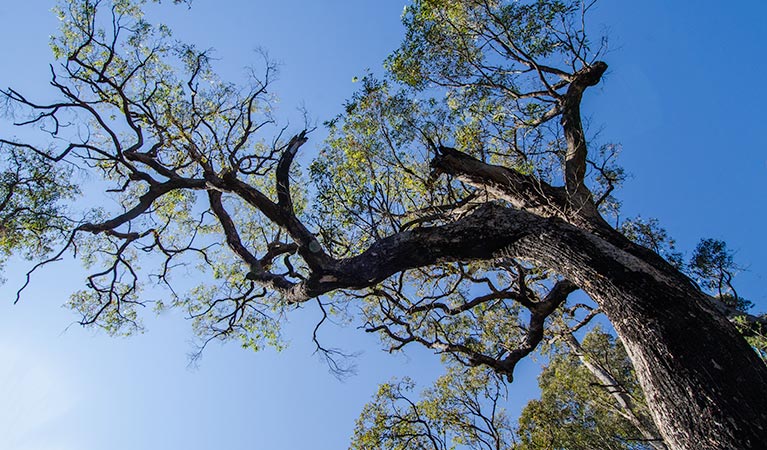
351, 365, 516, 450
2, 1, 766, 449
516, 329, 664, 450
350, 328, 664, 450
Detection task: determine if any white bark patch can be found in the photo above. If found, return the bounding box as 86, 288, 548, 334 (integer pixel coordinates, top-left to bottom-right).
582, 231, 679, 284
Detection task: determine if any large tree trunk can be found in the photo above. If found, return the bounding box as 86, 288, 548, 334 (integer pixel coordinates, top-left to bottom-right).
421, 59, 767, 448
519, 217, 767, 450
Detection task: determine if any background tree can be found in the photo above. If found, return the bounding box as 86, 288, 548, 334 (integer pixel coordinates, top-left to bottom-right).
350, 328, 664, 450
517, 329, 664, 450
351, 365, 515, 450
686, 239, 766, 363
2, 1, 766, 449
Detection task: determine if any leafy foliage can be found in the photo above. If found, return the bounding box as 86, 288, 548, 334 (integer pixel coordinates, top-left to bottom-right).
351, 329, 664, 450
0, 143, 77, 276
689, 239, 748, 307
619, 217, 683, 269
351, 365, 515, 450
4, 0, 287, 344
517, 330, 659, 450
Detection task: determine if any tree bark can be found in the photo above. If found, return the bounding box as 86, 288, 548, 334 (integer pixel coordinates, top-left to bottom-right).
512, 214, 767, 450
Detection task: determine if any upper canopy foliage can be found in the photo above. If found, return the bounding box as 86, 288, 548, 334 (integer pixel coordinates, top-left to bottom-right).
4, 0, 288, 344
0, 0, 621, 364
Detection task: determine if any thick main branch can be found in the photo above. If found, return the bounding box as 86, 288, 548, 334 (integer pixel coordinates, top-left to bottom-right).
561, 61, 607, 208
431, 146, 568, 218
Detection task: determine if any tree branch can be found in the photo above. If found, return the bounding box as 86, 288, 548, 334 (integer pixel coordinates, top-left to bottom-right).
206, 190, 296, 293
275, 130, 307, 210
560, 61, 607, 206
431, 146, 568, 218
78, 177, 207, 234
497, 279, 576, 380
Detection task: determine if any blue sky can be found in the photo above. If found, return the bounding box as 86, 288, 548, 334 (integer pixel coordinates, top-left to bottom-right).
1, 1, 766, 449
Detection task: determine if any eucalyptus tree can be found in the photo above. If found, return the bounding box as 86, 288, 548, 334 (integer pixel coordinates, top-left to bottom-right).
351, 365, 516, 450
2, 1, 765, 449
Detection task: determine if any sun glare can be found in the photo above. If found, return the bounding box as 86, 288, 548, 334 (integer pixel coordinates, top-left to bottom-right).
0, 343, 77, 450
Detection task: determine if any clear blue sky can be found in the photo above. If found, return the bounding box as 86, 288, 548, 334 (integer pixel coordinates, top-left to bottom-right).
1, 1, 765, 449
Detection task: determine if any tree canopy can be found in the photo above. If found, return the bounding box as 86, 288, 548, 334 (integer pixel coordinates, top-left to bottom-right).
2, 1, 766, 449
